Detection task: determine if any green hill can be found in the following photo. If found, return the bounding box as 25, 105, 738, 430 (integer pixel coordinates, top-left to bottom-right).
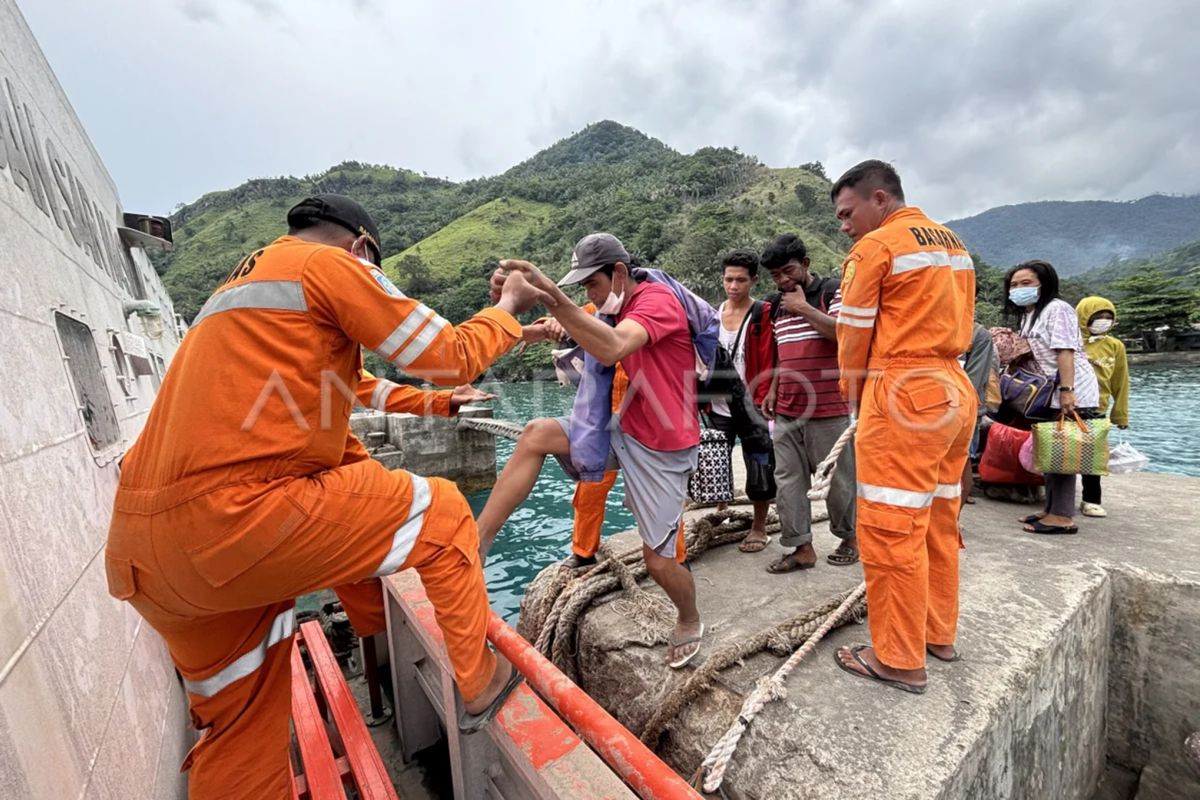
385, 197, 556, 279
157, 121, 848, 337
149, 122, 878, 378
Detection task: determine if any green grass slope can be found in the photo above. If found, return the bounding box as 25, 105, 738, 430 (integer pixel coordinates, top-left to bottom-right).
383, 197, 556, 280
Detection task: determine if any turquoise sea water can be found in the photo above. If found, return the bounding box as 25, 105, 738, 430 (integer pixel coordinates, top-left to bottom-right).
473, 363, 1200, 620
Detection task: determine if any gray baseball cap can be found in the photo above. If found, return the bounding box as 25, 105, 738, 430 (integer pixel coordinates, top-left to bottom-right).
557, 233, 631, 286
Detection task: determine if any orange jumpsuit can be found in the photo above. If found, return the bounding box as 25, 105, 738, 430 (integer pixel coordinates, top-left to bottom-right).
836, 207, 976, 670
104, 236, 520, 799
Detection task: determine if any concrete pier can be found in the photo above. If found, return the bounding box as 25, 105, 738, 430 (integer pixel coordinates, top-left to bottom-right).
350, 405, 498, 493
528, 469, 1200, 799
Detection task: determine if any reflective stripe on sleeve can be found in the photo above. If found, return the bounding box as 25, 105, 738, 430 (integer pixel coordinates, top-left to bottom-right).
370, 379, 398, 411
837, 316, 876, 329
839, 304, 878, 317
183, 607, 296, 698
373, 475, 433, 576
191, 281, 308, 326
392, 316, 449, 368
373, 305, 436, 360
950, 254, 975, 271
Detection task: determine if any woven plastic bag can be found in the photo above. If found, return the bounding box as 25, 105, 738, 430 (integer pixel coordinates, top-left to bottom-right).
1032, 412, 1110, 475
1107, 435, 1150, 474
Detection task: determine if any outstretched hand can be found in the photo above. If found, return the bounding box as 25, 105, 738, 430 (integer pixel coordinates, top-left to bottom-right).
499, 259, 562, 307
450, 384, 497, 412
496, 269, 543, 315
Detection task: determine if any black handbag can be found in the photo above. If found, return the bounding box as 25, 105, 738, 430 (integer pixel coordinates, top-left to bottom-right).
688, 427, 734, 504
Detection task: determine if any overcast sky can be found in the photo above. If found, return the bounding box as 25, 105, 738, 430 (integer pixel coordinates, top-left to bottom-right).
16, 0, 1200, 222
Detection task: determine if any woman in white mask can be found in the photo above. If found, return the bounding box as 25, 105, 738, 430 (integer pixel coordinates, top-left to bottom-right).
1004, 260, 1101, 534
1074, 296, 1131, 517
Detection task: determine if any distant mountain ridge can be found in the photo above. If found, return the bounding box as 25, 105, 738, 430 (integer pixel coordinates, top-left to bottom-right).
946, 194, 1200, 275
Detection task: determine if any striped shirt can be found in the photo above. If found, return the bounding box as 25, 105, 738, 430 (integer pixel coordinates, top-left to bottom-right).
773, 276, 849, 419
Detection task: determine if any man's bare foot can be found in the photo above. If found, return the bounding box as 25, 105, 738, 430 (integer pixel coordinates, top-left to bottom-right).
463, 654, 517, 716
666, 619, 704, 668
835, 645, 927, 692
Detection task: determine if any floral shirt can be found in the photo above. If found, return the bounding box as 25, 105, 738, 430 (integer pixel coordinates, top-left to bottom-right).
1020, 298, 1100, 409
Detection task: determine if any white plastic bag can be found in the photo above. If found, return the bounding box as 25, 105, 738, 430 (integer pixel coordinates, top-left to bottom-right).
1107, 436, 1150, 474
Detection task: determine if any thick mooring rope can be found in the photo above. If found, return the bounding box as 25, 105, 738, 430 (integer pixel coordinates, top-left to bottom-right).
807, 419, 857, 502
696, 582, 867, 794
456, 417, 526, 441
521, 508, 778, 680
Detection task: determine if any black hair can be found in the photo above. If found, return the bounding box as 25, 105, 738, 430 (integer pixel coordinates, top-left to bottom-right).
830, 159, 905, 203
1003, 259, 1061, 326
759, 234, 808, 272
721, 249, 759, 278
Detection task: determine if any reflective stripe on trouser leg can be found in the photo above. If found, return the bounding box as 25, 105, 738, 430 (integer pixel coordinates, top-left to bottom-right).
372, 474, 432, 576
182, 604, 297, 800
183, 606, 296, 698
927, 407, 974, 647
854, 368, 973, 670
400, 477, 496, 702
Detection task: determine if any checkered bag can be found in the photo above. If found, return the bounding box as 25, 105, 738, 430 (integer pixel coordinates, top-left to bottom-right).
1032, 411, 1110, 475
688, 427, 733, 504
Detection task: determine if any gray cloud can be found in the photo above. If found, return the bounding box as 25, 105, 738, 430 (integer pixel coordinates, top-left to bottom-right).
18, 0, 1200, 222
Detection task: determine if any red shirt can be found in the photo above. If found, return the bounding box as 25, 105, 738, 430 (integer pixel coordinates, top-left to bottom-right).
773, 277, 849, 419
617, 282, 699, 451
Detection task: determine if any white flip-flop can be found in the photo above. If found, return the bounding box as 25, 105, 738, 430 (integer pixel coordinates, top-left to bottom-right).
667, 623, 705, 669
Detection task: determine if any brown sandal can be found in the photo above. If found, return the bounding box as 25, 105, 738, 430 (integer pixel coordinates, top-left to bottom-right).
739, 531, 771, 553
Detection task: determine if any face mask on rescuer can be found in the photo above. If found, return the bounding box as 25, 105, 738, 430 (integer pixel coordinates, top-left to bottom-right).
1090, 319, 1114, 335
1009, 286, 1039, 307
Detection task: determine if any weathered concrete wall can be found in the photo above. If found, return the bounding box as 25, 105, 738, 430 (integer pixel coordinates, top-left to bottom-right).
536, 470, 1200, 799
0, 3, 188, 797
350, 405, 497, 493
1106, 570, 1200, 800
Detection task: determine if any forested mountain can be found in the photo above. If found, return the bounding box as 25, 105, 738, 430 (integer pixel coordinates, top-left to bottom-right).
157, 121, 844, 326
154, 121, 1200, 376
154, 121, 851, 377
946, 194, 1200, 276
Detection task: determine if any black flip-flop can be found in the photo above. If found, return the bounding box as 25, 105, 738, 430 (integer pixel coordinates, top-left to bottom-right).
1018, 513, 1044, 524
560, 553, 597, 570
826, 543, 859, 566
766, 553, 815, 573
458, 668, 524, 734
927, 645, 961, 663
1023, 520, 1078, 535
834, 644, 927, 694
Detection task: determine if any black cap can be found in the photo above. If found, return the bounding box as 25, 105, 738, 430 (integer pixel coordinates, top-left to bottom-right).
287, 194, 382, 265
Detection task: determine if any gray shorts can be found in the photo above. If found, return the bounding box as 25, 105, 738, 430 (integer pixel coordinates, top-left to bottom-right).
554, 417, 698, 557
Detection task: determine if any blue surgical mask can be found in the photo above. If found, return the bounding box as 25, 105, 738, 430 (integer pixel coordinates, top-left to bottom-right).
1009, 286, 1039, 307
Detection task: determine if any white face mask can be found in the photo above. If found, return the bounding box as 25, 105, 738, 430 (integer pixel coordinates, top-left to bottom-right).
597, 274, 625, 315
1089, 319, 1114, 335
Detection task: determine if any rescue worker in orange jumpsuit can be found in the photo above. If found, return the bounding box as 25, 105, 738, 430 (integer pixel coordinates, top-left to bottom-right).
105, 195, 540, 799
829, 162, 975, 694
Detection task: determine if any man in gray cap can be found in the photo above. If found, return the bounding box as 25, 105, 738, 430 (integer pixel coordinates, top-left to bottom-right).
479, 234, 705, 668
